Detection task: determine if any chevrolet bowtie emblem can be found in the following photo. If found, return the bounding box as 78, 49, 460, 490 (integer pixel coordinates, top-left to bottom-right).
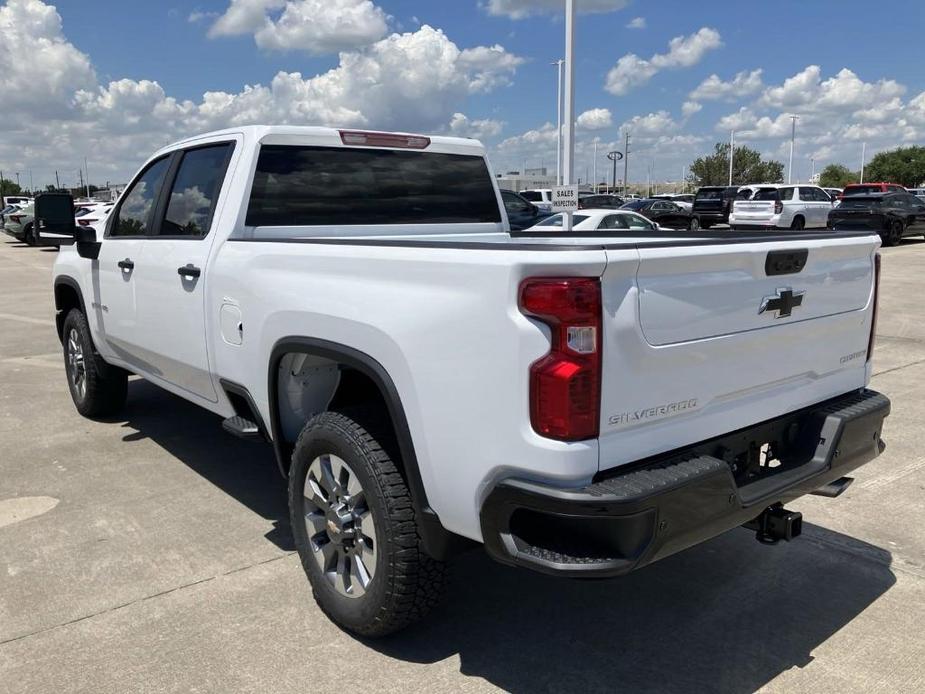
759, 288, 805, 318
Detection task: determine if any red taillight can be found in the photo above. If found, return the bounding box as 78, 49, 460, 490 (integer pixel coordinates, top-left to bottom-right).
774, 201, 783, 215
868, 253, 881, 363
519, 277, 602, 441
77, 219, 97, 227
339, 130, 431, 149
10, 215, 22, 223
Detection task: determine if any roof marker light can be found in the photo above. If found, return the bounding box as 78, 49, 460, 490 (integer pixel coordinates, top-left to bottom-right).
339, 130, 431, 149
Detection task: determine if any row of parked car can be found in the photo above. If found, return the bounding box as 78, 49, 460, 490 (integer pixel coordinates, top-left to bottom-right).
500, 182, 925, 245
1, 196, 113, 245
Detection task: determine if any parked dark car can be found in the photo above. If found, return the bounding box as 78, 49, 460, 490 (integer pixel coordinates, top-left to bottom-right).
828, 192, 925, 246
692, 186, 739, 227
621, 198, 699, 230
578, 194, 624, 210
500, 189, 545, 231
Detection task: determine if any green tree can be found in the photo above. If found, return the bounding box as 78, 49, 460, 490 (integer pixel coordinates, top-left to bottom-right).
687, 143, 784, 187
864, 146, 925, 187
0, 178, 24, 198
818, 164, 858, 188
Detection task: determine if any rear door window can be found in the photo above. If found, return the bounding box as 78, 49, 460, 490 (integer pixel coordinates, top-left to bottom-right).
247, 146, 502, 226
160, 143, 233, 238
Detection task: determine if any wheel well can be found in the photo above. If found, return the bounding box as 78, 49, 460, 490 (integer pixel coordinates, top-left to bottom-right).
54, 281, 83, 342
274, 353, 395, 475
268, 339, 468, 560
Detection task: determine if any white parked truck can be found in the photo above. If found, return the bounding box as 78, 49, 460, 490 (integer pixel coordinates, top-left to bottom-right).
40, 126, 890, 637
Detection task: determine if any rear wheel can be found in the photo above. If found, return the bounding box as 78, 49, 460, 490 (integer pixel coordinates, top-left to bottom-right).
289, 410, 447, 637
882, 220, 904, 247
700, 219, 712, 229
790, 216, 805, 231
62, 309, 128, 417
23, 223, 35, 245
688, 217, 700, 231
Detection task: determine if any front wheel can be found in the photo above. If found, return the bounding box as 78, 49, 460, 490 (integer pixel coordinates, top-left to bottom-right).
688, 217, 700, 231
289, 410, 447, 637
790, 216, 805, 231
62, 309, 127, 417
23, 223, 35, 246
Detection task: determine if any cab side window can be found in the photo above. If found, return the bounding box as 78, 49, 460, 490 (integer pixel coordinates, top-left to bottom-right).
110, 157, 171, 237
160, 144, 233, 238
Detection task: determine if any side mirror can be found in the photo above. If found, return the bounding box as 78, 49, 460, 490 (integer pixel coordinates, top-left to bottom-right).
34, 193, 76, 246
76, 226, 102, 260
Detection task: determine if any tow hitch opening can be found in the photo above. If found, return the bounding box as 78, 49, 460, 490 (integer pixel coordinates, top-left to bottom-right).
745, 503, 803, 545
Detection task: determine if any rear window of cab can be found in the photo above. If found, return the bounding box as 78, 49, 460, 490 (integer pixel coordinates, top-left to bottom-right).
246, 145, 502, 226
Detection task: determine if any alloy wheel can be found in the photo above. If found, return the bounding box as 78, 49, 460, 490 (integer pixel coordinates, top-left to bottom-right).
303, 454, 378, 598
66, 328, 87, 401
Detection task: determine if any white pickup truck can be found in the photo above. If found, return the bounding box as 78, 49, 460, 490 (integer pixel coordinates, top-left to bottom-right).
38, 126, 890, 637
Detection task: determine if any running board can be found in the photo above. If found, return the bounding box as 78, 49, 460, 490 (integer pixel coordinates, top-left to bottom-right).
222, 415, 262, 441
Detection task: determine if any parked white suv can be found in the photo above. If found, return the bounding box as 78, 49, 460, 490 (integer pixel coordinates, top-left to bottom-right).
730, 185, 833, 230
520, 188, 554, 213
40, 126, 889, 637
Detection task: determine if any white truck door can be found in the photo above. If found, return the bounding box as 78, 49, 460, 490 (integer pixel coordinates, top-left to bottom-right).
133, 143, 235, 403
92, 155, 172, 371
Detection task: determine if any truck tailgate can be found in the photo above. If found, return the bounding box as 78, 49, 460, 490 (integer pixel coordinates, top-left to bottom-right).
597, 235, 879, 472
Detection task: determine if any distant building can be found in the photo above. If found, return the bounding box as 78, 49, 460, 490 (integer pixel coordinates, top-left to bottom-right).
495, 173, 557, 193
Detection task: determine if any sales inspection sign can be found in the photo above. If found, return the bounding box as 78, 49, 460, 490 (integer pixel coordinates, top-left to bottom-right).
551, 185, 579, 213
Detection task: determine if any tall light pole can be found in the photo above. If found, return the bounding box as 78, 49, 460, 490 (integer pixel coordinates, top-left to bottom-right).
860, 142, 867, 184
552, 59, 564, 185
787, 115, 799, 184
562, 0, 576, 229
592, 141, 597, 191
728, 130, 735, 186
623, 131, 630, 196
810, 157, 815, 183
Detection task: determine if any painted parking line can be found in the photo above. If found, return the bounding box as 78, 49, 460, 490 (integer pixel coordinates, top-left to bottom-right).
856, 456, 925, 491
0, 312, 55, 327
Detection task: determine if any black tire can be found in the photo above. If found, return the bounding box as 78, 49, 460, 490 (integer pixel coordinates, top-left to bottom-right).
62, 309, 127, 418
790, 216, 805, 231
700, 219, 712, 229
289, 410, 446, 637
688, 217, 700, 231
23, 223, 35, 246
882, 220, 903, 247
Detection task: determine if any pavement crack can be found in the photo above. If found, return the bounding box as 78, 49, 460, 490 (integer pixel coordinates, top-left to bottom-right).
0, 551, 296, 647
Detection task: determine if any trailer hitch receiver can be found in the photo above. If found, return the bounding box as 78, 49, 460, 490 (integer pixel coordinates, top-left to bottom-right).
744, 503, 803, 545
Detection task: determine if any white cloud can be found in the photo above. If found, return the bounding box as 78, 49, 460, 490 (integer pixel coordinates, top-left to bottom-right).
682, 101, 703, 117
626, 16, 645, 29
484, 0, 629, 20
759, 66, 905, 113
689, 69, 763, 101
448, 113, 504, 140
208, 0, 389, 54
0, 0, 96, 118
621, 111, 679, 137
0, 2, 524, 187
188, 9, 220, 23
577, 108, 613, 131
605, 27, 722, 95
711, 66, 924, 178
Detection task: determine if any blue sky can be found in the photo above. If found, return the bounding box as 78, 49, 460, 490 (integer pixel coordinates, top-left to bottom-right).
2, 0, 924, 187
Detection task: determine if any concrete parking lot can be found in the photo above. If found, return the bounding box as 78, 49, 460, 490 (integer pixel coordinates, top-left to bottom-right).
1, 235, 924, 694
